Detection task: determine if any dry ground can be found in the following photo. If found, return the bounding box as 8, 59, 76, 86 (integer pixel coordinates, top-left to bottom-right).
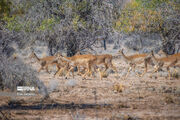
0, 58, 180, 120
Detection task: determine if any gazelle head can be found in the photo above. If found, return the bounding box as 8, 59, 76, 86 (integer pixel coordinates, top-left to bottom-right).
29, 51, 36, 59
28, 51, 40, 62
55, 52, 71, 63
54, 52, 63, 58
150, 50, 154, 56
12, 53, 17, 60
118, 49, 124, 55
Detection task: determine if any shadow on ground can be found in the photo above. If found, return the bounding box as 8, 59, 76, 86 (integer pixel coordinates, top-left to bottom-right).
0, 101, 111, 110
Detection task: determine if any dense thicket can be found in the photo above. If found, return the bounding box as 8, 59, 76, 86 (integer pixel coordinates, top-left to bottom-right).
1, 0, 179, 55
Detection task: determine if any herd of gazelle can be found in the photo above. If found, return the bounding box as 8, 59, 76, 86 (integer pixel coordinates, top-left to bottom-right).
29, 49, 180, 79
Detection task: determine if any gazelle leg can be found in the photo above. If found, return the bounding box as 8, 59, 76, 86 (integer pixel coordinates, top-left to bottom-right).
65, 66, 74, 78
38, 66, 43, 73
77, 66, 81, 75
45, 65, 50, 74
97, 68, 103, 80
57, 68, 63, 77
82, 70, 88, 79
82, 66, 91, 79
131, 64, 141, 78
83, 68, 91, 78
153, 63, 162, 75
54, 67, 63, 77
104, 64, 108, 72
137, 60, 148, 77
54, 67, 60, 76
54, 65, 60, 76
77, 67, 85, 76
72, 69, 74, 78
88, 70, 92, 77
172, 69, 178, 77
56, 63, 60, 71
150, 64, 159, 78
76, 66, 86, 77
167, 68, 171, 80
77, 66, 88, 76
112, 63, 119, 77
69, 66, 75, 78
111, 63, 117, 72
167, 59, 177, 79
136, 67, 147, 77
133, 65, 143, 77
90, 66, 95, 78
154, 67, 161, 79
124, 67, 132, 79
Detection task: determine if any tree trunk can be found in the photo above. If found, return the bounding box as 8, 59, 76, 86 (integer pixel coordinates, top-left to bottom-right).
103, 39, 106, 50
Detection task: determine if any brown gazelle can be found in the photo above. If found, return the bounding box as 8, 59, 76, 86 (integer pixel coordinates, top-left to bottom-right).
53, 53, 73, 78
118, 49, 153, 78
54, 52, 118, 79
151, 51, 180, 79
29, 52, 59, 73
95, 54, 117, 73
54, 53, 97, 79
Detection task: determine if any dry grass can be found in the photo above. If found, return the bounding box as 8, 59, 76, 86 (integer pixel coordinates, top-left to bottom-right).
0, 58, 180, 120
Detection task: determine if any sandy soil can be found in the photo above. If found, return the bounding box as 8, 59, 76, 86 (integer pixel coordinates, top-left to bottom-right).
0, 58, 180, 120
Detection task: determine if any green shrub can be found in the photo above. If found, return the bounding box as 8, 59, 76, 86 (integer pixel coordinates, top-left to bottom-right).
3, 16, 23, 31
38, 18, 56, 31
114, 0, 176, 33
0, 0, 11, 19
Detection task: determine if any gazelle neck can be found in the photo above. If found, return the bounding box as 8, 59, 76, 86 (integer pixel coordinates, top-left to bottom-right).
151, 51, 159, 61
32, 53, 40, 62
121, 51, 131, 61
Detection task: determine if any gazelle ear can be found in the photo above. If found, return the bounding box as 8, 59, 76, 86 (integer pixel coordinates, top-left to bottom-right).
151, 50, 154, 55
30, 47, 34, 53
54, 52, 58, 56
55, 52, 60, 56
30, 50, 35, 56
12, 53, 17, 60
119, 49, 124, 54
118, 49, 123, 53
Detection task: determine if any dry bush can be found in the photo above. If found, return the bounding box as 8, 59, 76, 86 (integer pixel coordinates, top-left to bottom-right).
0, 30, 49, 98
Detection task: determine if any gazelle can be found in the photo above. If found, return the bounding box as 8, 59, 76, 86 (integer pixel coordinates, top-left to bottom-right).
29, 52, 59, 73
54, 53, 97, 79
118, 49, 154, 78
151, 51, 180, 79
53, 54, 74, 78
95, 54, 117, 73
54, 53, 118, 79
